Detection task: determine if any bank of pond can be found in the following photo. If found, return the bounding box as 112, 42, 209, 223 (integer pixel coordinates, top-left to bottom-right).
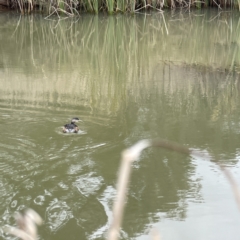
0, 0, 240, 15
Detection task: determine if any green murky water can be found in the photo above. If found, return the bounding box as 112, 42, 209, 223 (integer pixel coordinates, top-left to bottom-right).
0, 10, 240, 240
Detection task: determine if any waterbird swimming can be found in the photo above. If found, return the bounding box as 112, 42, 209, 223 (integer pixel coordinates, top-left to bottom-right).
63, 117, 81, 133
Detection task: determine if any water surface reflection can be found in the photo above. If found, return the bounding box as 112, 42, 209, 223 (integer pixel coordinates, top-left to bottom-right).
0, 10, 240, 240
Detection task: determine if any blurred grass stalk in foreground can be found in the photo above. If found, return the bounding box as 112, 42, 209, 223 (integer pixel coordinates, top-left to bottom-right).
107, 139, 240, 240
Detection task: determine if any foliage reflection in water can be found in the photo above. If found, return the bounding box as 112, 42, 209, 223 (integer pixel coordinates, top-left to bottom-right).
0, 10, 240, 240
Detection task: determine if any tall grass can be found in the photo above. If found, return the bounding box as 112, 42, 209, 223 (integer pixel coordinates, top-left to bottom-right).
106, 0, 114, 13
3, 0, 240, 14
116, 0, 127, 11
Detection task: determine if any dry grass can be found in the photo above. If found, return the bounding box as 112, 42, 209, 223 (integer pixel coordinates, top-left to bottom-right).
2, 209, 42, 240
107, 139, 240, 240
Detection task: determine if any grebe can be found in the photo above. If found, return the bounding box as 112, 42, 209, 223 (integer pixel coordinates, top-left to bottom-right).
63, 118, 80, 133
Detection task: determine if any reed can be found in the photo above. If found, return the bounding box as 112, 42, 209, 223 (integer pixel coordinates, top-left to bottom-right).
1, 0, 240, 14
92, 0, 98, 13
107, 139, 240, 240
116, 0, 127, 11
106, 0, 114, 13
82, 0, 94, 12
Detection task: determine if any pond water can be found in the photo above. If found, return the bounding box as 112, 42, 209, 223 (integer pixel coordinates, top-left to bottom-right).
0, 9, 240, 240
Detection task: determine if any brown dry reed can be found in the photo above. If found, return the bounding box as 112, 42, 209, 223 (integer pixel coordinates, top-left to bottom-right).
2, 209, 42, 240
2, 0, 240, 15
107, 139, 240, 240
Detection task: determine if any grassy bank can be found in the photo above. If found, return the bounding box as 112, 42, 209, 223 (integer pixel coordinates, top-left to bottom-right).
2, 0, 240, 15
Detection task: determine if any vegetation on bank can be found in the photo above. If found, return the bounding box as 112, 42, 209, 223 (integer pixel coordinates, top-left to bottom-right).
0, 0, 240, 15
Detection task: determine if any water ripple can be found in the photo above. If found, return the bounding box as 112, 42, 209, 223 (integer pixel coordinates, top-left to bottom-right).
46, 198, 73, 232
73, 173, 104, 197
34, 195, 45, 205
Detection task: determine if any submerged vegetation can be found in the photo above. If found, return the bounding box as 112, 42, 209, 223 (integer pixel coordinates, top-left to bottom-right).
1, 0, 240, 15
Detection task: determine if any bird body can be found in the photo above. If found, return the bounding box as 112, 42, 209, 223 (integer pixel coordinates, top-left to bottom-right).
63, 118, 80, 133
